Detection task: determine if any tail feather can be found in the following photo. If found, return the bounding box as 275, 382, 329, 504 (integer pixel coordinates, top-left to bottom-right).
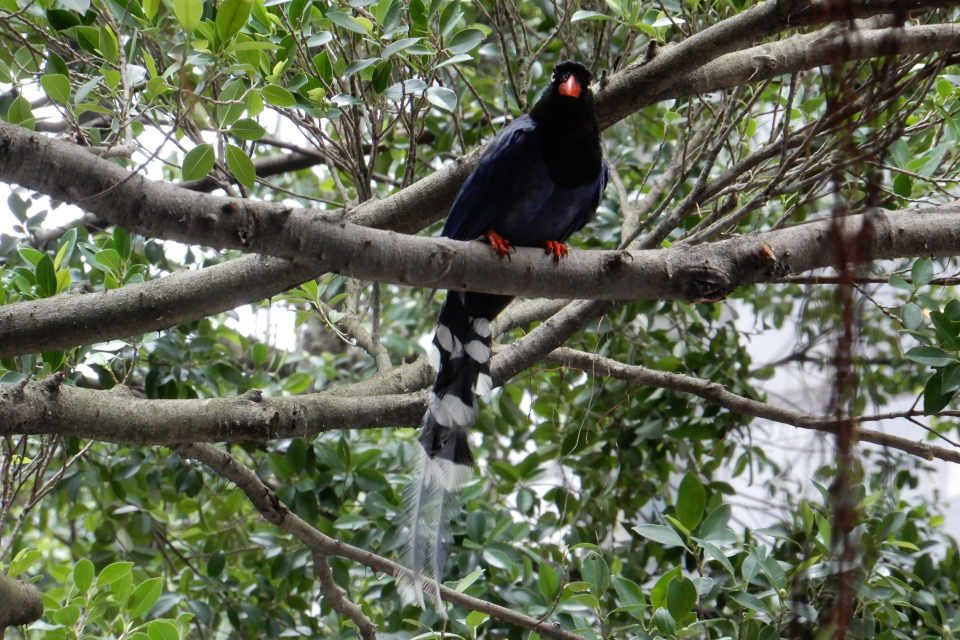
400, 292, 507, 611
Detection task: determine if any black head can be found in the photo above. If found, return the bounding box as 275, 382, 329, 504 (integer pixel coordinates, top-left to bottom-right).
551, 61, 593, 100
530, 60, 597, 128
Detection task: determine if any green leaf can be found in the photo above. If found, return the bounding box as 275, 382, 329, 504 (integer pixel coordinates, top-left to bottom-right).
632, 524, 686, 548
40, 74, 71, 103
230, 118, 266, 140
128, 577, 163, 618
676, 472, 706, 531
572, 593, 599, 609
906, 346, 954, 368
923, 372, 955, 415
262, 84, 296, 107
226, 144, 256, 189
930, 310, 958, 346
437, 53, 473, 69
343, 57, 380, 77
650, 567, 681, 611
217, 79, 247, 127
282, 371, 311, 393
18, 245, 45, 266
74, 558, 94, 594
445, 28, 484, 55
97, 561, 133, 586
666, 576, 697, 623
581, 552, 609, 598
571, 9, 617, 21
54, 228, 78, 270
99, 25, 119, 62
465, 611, 489, 629
382, 37, 420, 58
889, 273, 913, 291
912, 258, 933, 287
173, 0, 202, 32
538, 562, 559, 600
653, 607, 676, 636
216, 0, 253, 42
182, 144, 216, 181
204, 550, 225, 577
147, 619, 179, 640
455, 568, 484, 592
305, 31, 332, 48
35, 254, 57, 297
8, 95, 36, 128
942, 363, 960, 394
695, 538, 735, 575
96, 248, 121, 272
54, 605, 81, 626
482, 547, 514, 571
425, 86, 457, 112
326, 10, 368, 33
9, 550, 42, 578
699, 504, 731, 537
108, 233, 129, 270
893, 173, 912, 198
728, 591, 769, 614
901, 302, 923, 330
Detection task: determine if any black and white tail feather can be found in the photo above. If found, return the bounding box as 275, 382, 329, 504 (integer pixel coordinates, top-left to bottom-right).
398, 292, 497, 613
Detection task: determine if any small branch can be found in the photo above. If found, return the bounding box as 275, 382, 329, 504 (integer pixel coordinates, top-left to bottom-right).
312, 550, 378, 640
545, 347, 960, 465
174, 443, 588, 640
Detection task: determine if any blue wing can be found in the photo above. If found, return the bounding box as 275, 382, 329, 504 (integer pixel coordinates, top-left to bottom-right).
441, 116, 540, 242
555, 159, 609, 244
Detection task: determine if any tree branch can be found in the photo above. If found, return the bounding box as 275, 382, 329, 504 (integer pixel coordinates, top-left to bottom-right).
546, 347, 960, 465
4, 158, 960, 356
0, 573, 42, 634
0, 255, 315, 359
0, 374, 425, 443
311, 550, 378, 640
653, 22, 960, 107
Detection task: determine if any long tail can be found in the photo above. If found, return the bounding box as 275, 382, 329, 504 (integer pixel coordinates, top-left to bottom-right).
398, 291, 510, 611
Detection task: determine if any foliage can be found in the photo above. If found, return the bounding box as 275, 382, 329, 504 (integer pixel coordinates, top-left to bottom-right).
3, 0, 960, 639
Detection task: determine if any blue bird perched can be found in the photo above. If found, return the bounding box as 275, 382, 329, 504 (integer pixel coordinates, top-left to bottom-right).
399, 60, 608, 611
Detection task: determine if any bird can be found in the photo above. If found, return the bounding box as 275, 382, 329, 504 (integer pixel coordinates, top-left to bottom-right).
399, 60, 608, 611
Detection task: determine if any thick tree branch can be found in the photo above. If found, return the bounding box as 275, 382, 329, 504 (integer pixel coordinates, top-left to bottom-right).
547, 348, 960, 465
4, 176, 960, 356
0, 298, 616, 442
654, 23, 960, 106
0, 255, 313, 359
174, 443, 588, 640
0, 375, 426, 443
0, 573, 42, 634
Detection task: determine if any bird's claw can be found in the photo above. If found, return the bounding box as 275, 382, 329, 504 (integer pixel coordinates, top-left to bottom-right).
486, 230, 514, 258
543, 240, 568, 263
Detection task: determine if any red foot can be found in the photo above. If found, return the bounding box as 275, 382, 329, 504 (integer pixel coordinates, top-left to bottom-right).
543, 240, 569, 263
486, 230, 514, 258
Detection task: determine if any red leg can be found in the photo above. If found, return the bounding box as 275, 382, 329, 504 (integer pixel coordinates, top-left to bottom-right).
486, 230, 514, 258
542, 240, 569, 263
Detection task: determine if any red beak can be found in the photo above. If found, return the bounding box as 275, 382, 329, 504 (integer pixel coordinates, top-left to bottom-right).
559, 75, 581, 98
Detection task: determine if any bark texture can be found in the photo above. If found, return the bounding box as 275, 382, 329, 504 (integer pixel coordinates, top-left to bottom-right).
0, 574, 43, 634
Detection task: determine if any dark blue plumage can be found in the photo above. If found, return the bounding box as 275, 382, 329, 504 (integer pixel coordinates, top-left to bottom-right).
400, 61, 607, 611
